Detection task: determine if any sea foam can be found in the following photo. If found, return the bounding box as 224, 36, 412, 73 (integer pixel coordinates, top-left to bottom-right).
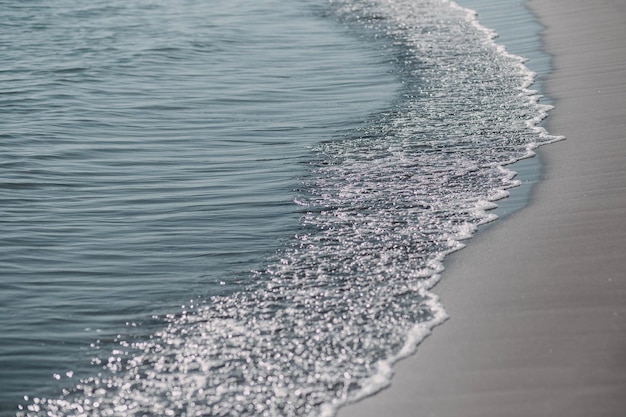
17, 0, 562, 416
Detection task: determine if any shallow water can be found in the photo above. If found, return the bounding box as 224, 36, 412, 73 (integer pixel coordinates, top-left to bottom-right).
456, 0, 551, 220
1, 0, 558, 416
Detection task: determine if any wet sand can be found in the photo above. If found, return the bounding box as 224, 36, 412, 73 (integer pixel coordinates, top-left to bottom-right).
337, 0, 626, 416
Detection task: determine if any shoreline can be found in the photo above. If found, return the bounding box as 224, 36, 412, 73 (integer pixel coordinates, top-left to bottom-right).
337, 0, 626, 416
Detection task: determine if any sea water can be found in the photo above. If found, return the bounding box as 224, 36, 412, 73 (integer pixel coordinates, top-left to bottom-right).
0, 0, 559, 416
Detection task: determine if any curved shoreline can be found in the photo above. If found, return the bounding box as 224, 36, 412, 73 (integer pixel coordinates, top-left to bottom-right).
337, 0, 626, 416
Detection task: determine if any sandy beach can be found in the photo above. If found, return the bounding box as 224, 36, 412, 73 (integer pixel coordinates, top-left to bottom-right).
338, 0, 626, 416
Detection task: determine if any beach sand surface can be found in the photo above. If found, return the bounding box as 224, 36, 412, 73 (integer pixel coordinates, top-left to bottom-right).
337, 0, 626, 416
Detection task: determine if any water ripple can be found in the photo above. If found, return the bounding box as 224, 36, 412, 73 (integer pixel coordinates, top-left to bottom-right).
12, 0, 561, 416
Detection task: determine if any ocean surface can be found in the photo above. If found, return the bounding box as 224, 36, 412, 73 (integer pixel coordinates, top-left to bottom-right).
0, 0, 559, 415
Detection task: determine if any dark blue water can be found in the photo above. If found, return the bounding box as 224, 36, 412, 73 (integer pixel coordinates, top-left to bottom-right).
1, 0, 560, 416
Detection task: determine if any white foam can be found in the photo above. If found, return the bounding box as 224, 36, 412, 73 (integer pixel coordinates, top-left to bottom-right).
320, 274, 448, 417
321, 0, 564, 415
19, 1, 566, 416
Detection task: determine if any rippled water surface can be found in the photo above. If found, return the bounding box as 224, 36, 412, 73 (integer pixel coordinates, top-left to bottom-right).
1, 0, 398, 412
1, 0, 559, 416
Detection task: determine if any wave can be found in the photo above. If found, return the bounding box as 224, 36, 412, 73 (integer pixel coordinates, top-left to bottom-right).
16, 1, 562, 416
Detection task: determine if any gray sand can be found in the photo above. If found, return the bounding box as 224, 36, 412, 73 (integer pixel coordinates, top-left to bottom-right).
338, 0, 626, 416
